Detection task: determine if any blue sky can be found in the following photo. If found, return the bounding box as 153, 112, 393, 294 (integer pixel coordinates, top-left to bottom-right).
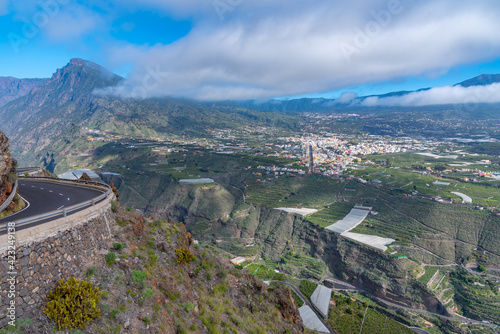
1, 0, 500, 103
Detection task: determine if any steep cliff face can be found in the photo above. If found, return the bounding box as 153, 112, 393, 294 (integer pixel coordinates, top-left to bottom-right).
107, 173, 444, 312
0, 130, 13, 205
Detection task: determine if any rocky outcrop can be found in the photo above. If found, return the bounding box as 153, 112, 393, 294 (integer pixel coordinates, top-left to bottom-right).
0, 130, 13, 206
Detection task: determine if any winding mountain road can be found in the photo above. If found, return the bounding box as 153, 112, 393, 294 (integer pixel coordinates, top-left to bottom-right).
0, 179, 105, 234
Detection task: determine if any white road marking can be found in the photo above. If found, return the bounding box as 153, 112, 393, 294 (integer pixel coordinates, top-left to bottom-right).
58, 193, 63, 196
67, 198, 70, 201
40, 188, 44, 190
31, 185, 35, 188
21, 183, 25, 186
0, 195, 31, 220
49, 190, 53, 192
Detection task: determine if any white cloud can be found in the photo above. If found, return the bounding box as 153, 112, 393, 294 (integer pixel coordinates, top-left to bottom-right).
334, 92, 358, 105
92, 0, 500, 100
357, 83, 500, 107
43, 7, 104, 43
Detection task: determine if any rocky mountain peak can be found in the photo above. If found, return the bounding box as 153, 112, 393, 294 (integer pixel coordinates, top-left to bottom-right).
49, 58, 122, 89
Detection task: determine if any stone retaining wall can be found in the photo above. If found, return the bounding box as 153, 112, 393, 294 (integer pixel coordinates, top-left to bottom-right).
0, 191, 114, 254
0, 207, 114, 328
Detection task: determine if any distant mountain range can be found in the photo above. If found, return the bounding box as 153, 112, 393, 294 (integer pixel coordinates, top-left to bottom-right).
455, 74, 500, 87
229, 74, 500, 113
0, 58, 498, 171
0, 59, 296, 171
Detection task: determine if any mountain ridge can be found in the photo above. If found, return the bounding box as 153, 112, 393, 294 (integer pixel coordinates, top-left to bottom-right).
0, 58, 499, 171
455, 73, 500, 87
230, 73, 500, 112
0, 59, 298, 172
0, 76, 47, 108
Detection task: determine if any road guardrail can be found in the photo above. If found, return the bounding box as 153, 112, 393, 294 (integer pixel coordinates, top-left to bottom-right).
16, 167, 43, 177
0, 180, 18, 213
0, 177, 113, 231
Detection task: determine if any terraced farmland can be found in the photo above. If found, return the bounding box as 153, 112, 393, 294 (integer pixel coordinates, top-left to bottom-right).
328, 294, 414, 334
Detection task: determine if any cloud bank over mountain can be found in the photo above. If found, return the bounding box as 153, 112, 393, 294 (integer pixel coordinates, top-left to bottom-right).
5, 0, 500, 101
358, 83, 500, 107
96, 0, 500, 101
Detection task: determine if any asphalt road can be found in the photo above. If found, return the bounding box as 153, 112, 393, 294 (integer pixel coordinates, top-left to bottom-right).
320, 277, 359, 291
0, 179, 104, 233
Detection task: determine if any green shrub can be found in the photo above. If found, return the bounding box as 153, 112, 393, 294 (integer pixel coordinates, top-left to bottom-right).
105, 252, 117, 266
212, 283, 228, 296
175, 248, 194, 264
110, 309, 120, 319
142, 288, 154, 298
111, 200, 119, 212
85, 266, 97, 279
113, 243, 124, 251
132, 270, 147, 285
273, 273, 286, 281
44, 277, 101, 330
116, 219, 129, 227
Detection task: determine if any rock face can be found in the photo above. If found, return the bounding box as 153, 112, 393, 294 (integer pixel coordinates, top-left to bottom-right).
0, 130, 13, 205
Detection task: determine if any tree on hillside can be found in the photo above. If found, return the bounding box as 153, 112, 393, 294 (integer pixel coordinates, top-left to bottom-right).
434, 164, 446, 171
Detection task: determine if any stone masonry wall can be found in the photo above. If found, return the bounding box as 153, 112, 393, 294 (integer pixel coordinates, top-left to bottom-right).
0, 208, 114, 328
